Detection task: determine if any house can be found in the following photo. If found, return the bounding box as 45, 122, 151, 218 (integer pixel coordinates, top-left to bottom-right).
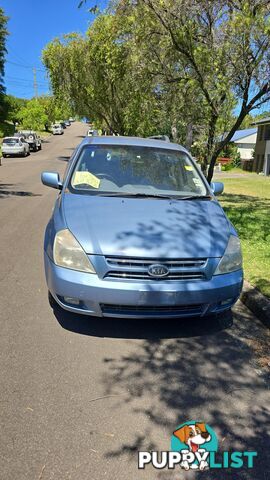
229, 128, 257, 161
252, 117, 270, 175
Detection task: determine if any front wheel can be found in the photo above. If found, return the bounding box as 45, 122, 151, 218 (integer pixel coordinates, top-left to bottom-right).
39, 144, 42, 150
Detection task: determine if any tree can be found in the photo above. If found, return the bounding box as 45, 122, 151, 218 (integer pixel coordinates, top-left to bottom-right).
36, 96, 72, 129
5, 95, 27, 126
119, 0, 270, 180
18, 99, 48, 131
43, 14, 167, 135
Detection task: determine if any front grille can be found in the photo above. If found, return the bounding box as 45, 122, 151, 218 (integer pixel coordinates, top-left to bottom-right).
105, 257, 207, 281
106, 271, 204, 280
100, 303, 203, 317
106, 258, 207, 268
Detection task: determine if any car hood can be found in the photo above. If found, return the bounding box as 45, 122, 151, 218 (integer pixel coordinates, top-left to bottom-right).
62, 194, 231, 258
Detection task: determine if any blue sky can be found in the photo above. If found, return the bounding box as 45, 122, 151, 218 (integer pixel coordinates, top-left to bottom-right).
2, 0, 107, 99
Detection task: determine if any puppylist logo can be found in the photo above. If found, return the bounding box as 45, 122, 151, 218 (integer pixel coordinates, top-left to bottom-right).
138, 421, 257, 471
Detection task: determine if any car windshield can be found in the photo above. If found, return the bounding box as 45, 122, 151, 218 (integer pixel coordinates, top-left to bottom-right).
3, 138, 19, 144
69, 145, 208, 197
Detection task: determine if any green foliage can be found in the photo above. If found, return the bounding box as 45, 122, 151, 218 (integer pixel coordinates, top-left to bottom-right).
220, 177, 270, 297
5, 95, 27, 125
0, 120, 14, 138
232, 151, 242, 168
18, 99, 48, 131
222, 162, 234, 171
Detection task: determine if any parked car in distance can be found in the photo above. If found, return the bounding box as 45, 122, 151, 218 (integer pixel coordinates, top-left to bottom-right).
69, 117, 75, 122
64, 120, 71, 127
60, 121, 66, 129
41, 136, 243, 319
52, 124, 64, 135
17, 131, 42, 151
2, 136, 30, 157
87, 129, 98, 136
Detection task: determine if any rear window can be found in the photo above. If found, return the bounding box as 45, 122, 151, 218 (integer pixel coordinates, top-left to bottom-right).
3, 138, 19, 144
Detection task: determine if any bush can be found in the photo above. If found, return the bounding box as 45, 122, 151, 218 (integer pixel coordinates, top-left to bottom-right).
222, 162, 234, 171
0, 121, 15, 138
232, 151, 242, 168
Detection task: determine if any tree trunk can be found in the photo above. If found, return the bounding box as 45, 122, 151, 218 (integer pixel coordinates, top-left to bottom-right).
185, 122, 193, 150
207, 152, 220, 183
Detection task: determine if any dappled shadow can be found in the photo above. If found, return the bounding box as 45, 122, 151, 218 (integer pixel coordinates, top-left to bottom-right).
0, 183, 42, 198
98, 302, 269, 479
53, 305, 232, 339
221, 193, 270, 242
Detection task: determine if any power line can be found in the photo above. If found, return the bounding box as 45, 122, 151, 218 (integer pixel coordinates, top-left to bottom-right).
6, 60, 46, 72
7, 46, 36, 68
5, 75, 48, 85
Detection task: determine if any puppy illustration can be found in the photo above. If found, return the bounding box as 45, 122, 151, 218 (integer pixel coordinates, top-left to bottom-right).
173, 423, 211, 470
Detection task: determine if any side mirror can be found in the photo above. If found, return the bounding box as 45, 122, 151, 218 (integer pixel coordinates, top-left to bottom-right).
211, 182, 224, 196
41, 171, 62, 190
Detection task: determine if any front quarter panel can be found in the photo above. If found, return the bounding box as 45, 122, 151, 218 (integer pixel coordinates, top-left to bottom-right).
44, 194, 67, 261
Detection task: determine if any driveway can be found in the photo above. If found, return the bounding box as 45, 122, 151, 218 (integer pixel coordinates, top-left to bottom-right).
0, 123, 269, 479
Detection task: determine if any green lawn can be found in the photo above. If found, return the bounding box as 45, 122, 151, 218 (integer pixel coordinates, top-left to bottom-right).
218, 175, 270, 298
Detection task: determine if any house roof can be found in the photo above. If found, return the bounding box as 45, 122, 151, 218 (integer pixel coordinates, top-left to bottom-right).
230, 128, 257, 141
252, 117, 270, 126
218, 128, 257, 143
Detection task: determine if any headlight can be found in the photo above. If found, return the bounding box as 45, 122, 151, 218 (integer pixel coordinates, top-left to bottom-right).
53, 229, 95, 273
214, 235, 242, 275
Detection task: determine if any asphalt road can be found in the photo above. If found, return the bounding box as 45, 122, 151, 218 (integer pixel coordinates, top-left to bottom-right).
0, 123, 269, 480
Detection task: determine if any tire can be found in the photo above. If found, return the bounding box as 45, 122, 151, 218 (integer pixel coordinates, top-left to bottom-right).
24, 149, 27, 157
2, 154, 6, 158
39, 143, 42, 150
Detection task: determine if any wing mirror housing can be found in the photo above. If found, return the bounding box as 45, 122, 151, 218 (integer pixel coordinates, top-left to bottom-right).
211, 182, 224, 196
41, 171, 62, 190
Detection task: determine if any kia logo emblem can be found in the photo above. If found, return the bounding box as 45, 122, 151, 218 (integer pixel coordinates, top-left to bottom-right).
148, 264, 169, 278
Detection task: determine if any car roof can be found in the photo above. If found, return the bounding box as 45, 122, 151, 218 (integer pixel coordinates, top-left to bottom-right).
3, 136, 20, 140
80, 135, 188, 153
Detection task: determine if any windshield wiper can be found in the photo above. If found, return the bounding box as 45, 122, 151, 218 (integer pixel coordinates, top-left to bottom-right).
97, 192, 175, 199
97, 192, 212, 200
176, 195, 212, 200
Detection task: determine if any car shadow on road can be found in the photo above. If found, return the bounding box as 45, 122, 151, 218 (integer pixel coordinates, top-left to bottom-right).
53, 304, 233, 339
0, 183, 42, 198
57, 156, 70, 162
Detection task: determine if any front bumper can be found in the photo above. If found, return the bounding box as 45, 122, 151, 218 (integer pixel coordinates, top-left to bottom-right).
44, 253, 243, 318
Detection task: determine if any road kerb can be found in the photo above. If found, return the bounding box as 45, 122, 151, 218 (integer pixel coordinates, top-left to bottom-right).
241, 280, 270, 327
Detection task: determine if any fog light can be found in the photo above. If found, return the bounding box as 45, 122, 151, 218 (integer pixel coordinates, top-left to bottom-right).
63, 296, 80, 306
221, 298, 233, 306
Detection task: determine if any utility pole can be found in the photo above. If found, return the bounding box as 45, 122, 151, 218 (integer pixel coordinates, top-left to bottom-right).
33, 67, 38, 98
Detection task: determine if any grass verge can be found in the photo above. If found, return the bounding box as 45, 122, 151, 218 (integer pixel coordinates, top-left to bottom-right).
219, 176, 270, 298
